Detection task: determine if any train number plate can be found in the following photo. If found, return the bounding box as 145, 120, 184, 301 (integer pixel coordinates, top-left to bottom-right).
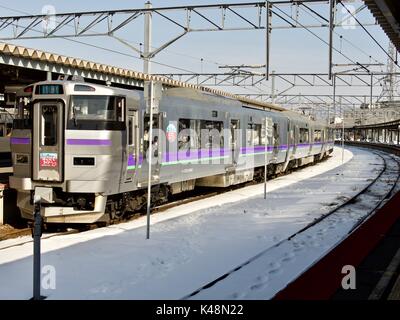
40, 152, 58, 167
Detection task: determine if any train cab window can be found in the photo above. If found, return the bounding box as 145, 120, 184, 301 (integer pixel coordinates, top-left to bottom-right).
70, 95, 125, 122
299, 128, 309, 144
41, 105, 57, 146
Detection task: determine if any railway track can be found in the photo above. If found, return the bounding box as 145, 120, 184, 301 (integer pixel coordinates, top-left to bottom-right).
182, 149, 400, 299
0, 154, 333, 249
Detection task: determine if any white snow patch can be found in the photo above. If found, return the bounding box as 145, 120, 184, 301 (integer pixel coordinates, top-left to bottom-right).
0, 147, 387, 300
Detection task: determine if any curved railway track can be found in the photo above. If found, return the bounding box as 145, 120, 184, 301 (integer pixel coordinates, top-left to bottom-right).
182, 148, 400, 299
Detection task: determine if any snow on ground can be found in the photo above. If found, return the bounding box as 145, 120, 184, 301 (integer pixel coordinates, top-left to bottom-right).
0, 147, 386, 299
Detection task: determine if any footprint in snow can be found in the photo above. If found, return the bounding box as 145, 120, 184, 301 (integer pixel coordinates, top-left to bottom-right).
281, 252, 295, 262
230, 291, 246, 299
250, 281, 268, 291
256, 274, 269, 282
269, 267, 281, 275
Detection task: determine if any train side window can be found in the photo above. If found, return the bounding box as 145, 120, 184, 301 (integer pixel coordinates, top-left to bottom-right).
178, 119, 191, 150
314, 130, 322, 142
273, 123, 280, 146
261, 122, 266, 145
178, 118, 200, 150
253, 124, 262, 145
247, 123, 253, 146
200, 120, 223, 149
299, 128, 309, 144
247, 123, 263, 146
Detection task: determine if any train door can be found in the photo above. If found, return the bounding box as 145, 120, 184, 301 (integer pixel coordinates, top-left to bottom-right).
293, 125, 298, 154
272, 122, 280, 161
230, 119, 240, 165
288, 121, 294, 157
138, 112, 163, 186
123, 111, 138, 183
32, 101, 64, 182
308, 127, 313, 155
320, 129, 326, 158
285, 118, 291, 159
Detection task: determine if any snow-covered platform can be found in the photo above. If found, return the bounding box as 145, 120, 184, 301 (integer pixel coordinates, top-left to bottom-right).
0, 147, 388, 299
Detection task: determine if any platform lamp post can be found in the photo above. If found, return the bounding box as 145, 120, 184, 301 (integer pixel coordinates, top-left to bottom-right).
144, 0, 153, 240
32, 196, 42, 300
341, 109, 345, 165
31, 187, 52, 300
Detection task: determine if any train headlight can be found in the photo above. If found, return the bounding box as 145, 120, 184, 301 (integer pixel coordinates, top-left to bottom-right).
15, 153, 29, 165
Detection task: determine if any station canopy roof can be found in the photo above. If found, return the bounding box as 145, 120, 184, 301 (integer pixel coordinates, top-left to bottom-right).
0, 42, 285, 112
365, 0, 400, 52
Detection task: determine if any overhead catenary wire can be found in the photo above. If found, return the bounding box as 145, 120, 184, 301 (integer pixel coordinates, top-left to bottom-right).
338, 0, 399, 68
272, 5, 371, 73
0, 4, 272, 95
298, 4, 384, 67
0, 5, 268, 93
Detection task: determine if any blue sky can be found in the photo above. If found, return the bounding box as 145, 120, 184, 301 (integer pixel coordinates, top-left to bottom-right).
0, 0, 393, 100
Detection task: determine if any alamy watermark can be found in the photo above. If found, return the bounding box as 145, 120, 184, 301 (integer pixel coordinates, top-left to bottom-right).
41, 265, 56, 290
341, 2, 357, 30
341, 265, 356, 290
41, 5, 56, 34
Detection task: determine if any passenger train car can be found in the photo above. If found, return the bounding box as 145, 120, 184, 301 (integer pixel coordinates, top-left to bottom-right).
0, 86, 32, 166
10, 80, 334, 224
0, 110, 13, 166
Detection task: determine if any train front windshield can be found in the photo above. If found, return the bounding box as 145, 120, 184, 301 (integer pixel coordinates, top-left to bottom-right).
69, 95, 125, 123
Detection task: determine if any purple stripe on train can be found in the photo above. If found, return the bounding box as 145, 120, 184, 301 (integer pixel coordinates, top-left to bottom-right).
130, 141, 333, 166
66, 139, 112, 146
163, 148, 230, 162
10, 137, 30, 145
240, 145, 288, 153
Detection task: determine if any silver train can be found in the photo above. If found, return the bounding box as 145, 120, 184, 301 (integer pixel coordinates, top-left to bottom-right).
0, 110, 12, 164
10, 80, 334, 224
